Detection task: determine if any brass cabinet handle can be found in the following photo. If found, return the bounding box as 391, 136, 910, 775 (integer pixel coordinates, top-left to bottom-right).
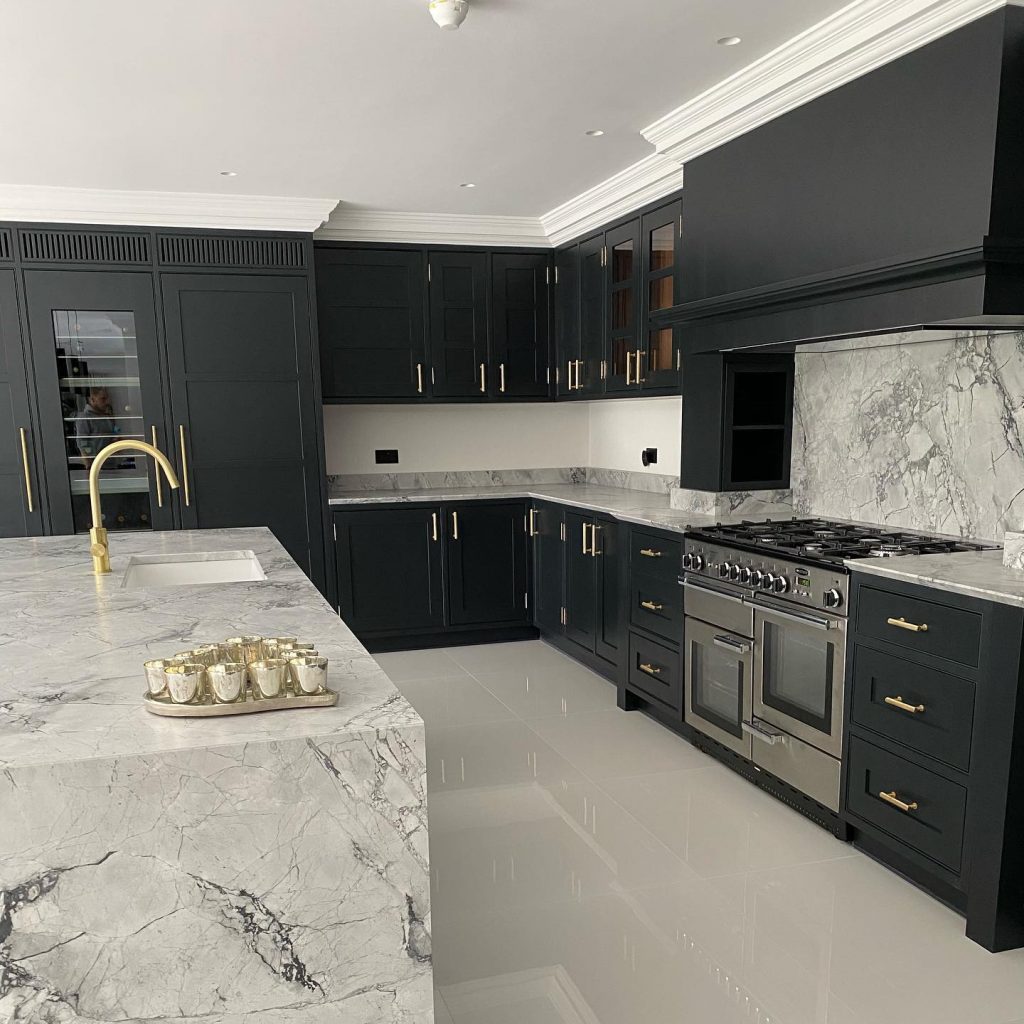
567, 360, 574, 391
625, 350, 633, 386
887, 616, 928, 633
416, 363, 424, 394
639, 548, 662, 558
528, 508, 538, 537
884, 695, 925, 714
635, 347, 645, 384
582, 522, 590, 555
178, 424, 191, 507
18, 427, 34, 513
151, 426, 163, 508
499, 363, 506, 393
575, 359, 583, 390
451, 510, 459, 540
639, 662, 662, 676
591, 523, 601, 557
879, 790, 918, 813
640, 600, 664, 612
479, 363, 487, 393
431, 512, 439, 542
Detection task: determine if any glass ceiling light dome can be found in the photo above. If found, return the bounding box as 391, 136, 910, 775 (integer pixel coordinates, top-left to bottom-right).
429, 0, 469, 30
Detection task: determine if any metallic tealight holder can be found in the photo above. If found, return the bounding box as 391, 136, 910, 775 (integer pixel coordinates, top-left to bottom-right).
289, 655, 329, 695
164, 662, 206, 704
207, 662, 248, 703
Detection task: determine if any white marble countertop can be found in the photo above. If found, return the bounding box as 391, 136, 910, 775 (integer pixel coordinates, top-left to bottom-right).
847, 548, 1024, 608
0, 526, 420, 771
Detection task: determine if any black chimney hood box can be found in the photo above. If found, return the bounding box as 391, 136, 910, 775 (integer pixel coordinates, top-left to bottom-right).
658, 7, 1024, 355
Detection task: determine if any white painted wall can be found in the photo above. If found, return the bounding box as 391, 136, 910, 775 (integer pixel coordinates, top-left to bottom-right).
323, 396, 683, 477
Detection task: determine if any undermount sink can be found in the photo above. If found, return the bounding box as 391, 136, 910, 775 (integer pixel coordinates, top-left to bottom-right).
120, 550, 266, 589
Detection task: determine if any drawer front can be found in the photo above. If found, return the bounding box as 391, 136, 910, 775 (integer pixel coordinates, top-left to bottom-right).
628, 632, 682, 712
630, 571, 683, 644
851, 646, 975, 771
630, 529, 681, 583
855, 584, 983, 669
846, 735, 967, 873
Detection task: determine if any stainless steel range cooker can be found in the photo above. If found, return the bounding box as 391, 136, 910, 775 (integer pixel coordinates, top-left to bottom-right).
680, 518, 992, 812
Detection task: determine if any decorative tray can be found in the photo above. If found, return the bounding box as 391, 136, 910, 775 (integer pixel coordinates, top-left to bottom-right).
144, 688, 338, 718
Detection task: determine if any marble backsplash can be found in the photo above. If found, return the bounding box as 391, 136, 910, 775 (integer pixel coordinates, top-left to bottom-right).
792, 328, 1024, 541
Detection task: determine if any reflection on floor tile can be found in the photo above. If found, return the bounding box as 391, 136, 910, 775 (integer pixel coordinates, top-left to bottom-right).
378, 641, 1024, 1024
374, 647, 471, 681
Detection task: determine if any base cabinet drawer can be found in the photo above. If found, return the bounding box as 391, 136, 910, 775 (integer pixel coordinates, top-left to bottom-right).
630, 530, 681, 582
629, 572, 683, 643
627, 633, 681, 712
851, 646, 975, 771
846, 735, 967, 874
855, 584, 982, 668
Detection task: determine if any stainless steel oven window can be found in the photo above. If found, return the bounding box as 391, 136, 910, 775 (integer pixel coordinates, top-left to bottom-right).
690, 636, 746, 739
761, 621, 834, 733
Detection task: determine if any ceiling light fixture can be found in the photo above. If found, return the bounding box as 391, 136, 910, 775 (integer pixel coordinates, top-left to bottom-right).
219, 170, 238, 177
460, 182, 476, 188
717, 36, 742, 46
429, 0, 469, 30
585, 129, 605, 137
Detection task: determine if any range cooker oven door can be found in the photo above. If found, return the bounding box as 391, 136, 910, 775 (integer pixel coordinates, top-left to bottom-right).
684, 615, 753, 759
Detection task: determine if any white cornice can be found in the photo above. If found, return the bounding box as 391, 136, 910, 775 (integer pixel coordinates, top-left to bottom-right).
0, 184, 337, 233
316, 207, 551, 247
641, 0, 1011, 165
540, 154, 683, 247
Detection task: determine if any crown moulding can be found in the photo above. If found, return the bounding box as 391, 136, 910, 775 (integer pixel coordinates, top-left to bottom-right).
0, 184, 338, 233
316, 208, 552, 248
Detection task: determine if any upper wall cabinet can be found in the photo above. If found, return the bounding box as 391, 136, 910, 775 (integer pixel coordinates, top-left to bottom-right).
429, 251, 489, 399
491, 252, 550, 399
317, 248, 428, 401
640, 200, 682, 390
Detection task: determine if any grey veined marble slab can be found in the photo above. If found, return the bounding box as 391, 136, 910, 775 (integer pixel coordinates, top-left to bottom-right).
847, 548, 1024, 608
0, 527, 431, 1023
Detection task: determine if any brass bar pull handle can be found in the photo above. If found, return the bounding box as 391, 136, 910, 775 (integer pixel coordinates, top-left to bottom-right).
567, 360, 573, 391
884, 695, 925, 714
879, 790, 919, 813
178, 425, 191, 507
636, 348, 645, 383
451, 510, 459, 540
431, 512, 439, 543
479, 363, 486, 394
416, 363, 424, 394
18, 427, 34, 513
151, 426, 163, 508
639, 548, 662, 558
582, 522, 590, 555
888, 616, 928, 633
528, 508, 538, 537
591, 524, 601, 557
639, 663, 661, 676
499, 363, 506, 394
640, 600, 664, 612
575, 359, 582, 390
625, 350, 633, 386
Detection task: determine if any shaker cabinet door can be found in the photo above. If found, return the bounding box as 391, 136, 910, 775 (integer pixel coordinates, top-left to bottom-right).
554, 245, 579, 398
0, 270, 45, 537
532, 501, 565, 634
565, 511, 597, 650
593, 516, 624, 666
577, 234, 606, 397
161, 273, 325, 584
429, 251, 489, 398
491, 252, 550, 399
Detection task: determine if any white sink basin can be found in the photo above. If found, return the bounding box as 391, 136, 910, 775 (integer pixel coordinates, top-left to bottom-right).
121, 550, 266, 589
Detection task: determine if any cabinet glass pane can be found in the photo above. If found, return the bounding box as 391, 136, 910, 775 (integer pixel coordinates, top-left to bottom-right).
649, 223, 675, 271
649, 329, 673, 372
611, 239, 634, 283
691, 641, 744, 738
53, 309, 155, 534
611, 338, 632, 378
611, 289, 634, 331
649, 276, 673, 311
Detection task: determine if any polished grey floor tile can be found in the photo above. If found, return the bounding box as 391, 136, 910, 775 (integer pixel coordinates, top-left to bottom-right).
397, 674, 517, 728
445, 640, 579, 676
472, 663, 617, 718
374, 647, 471, 681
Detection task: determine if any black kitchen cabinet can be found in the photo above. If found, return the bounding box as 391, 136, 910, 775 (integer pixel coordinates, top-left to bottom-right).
24, 269, 175, 536
531, 502, 565, 635
604, 219, 641, 394
639, 200, 682, 392
446, 502, 529, 626
335, 506, 444, 634
576, 233, 606, 397
564, 510, 624, 671
161, 273, 325, 584
491, 252, 550, 399
0, 270, 45, 537
317, 247, 427, 400
428, 251, 489, 398
553, 246, 578, 398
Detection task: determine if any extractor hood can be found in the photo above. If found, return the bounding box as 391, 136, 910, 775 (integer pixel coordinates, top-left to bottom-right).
661, 7, 1024, 354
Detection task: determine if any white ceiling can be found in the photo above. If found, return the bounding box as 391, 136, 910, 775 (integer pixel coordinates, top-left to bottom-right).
0, 0, 853, 219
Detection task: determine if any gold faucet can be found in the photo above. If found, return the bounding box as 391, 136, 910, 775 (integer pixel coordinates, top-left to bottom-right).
88, 440, 181, 574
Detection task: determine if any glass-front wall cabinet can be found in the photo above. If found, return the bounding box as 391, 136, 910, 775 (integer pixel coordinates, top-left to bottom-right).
606, 220, 640, 393
641, 200, 682, 390
26, 271, 175, 536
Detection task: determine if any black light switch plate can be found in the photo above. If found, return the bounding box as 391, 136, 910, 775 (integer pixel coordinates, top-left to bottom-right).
375, 449, 399, 465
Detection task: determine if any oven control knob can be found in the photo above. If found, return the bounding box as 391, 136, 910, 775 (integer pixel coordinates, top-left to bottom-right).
823, 588, 843, 608
751, 569, 765, 587
737, 566, 753, 584
691, 554, 704, 571
729, 563, 742, 581
719, 561, 733, 579
773, 575, 790, 594
761, 572, 776, 590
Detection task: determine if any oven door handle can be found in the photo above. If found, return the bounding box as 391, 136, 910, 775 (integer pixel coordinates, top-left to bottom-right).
742, 718, 786, 745
753, 595, 835, 630
713, 634, 752, 654
682, 578, 746, 605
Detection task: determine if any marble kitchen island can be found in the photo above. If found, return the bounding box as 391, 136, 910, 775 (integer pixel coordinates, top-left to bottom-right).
0, 528, 431, 1024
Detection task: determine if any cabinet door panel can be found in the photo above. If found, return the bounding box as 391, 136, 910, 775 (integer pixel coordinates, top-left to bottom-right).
605, 219, 642, 394
594, 516, 624, 666
491, 252, 550, 399
429, 252, 489, 398
335, 507, 444, 634
554, 246, 579, 398
565, 511, 596, 650
532, 502, 564, 634
317, 248, 426, 400
163, 274, 324, 584
0, 271, 45, 537
641, 200, 683, 391
446, 502, 528, 627
577, 234, 605, 397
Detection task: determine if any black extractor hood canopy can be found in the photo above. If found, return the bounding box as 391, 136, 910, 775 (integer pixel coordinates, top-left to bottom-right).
659, 6, 1024, 354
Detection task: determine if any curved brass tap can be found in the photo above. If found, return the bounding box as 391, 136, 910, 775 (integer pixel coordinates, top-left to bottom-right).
88, 440, 181, 574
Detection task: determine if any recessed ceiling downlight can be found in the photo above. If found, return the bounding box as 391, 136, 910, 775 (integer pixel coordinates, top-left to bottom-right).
460, 182, 476, 188
219, 170, 238, 177
585, 129, 605, 137
717, 36, 742, 46
429, 0, 469, 30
